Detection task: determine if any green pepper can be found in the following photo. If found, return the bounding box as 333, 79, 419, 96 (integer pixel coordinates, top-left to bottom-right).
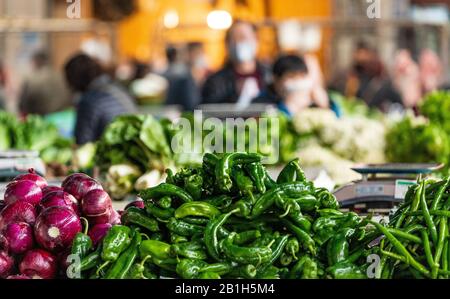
294, 194, 320, 211
245, 162, 266, 194
152, 257, 177, 273
170, 242, 207, 260
279, 253, 293, 266
327, 261, 366, 279
232, 167, 255, 199
140, 183, 193, 203
127, 256, 152, 279
184, 174, 203, 201
169, 232, 189, 244
78, 245, 102, 273
281, 219, 315, 255
105, 228, 141, 279
268, 234, 289, 265
277, 158, 306, 184
315, 188, 339, 210
234, 230, 261, 245
199, 272, 221, 279
301, 257, 319, 279
327, 228, 355, 266
175, 202, 220, 219
101, 225, 131, 263
204, 209, 239, 261
251, 182, 314, 218
215, 152, 261, 192
182, 216, 210, 225
176, 259, 208, 279
221, 233, 272, 265
227, 264, 257, 279
157, 196, 172, 209
200, 262, 232, 276
140, 239, 172, 260
256, 265, 280, 279
146, 204, 175, 220
71, 217, 92, 260
167, 217, 204, 237
150, 232, 164, 241
121, 207, 159, 232
285, 237, 299, 259
203, 195, 233, 210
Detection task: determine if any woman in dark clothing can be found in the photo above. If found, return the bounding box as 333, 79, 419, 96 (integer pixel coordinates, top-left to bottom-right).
64, 54, 137, 145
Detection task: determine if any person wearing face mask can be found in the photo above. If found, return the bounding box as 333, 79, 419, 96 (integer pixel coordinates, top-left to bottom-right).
201, 21, 271, 108
254, 55, 336, 118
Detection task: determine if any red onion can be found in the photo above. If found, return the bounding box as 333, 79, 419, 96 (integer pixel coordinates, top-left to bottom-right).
61, 173, 90, 189
81, 189, 112, 216
38, 191, 79, 215
63, 174, 102, 201
4, 180, 43, 206
0, 251, 14, 278
12, 169, 48, 189
109, 209, 121, 225
88, 223, 112, 246
19, 249, 57, 279
87, 210, 111, 226
0, 201, 37, 231
7, 274, 31, 279
125, 199, 145, 210
4, 222, 34, 255
0, 234, 9, 252
42, 186, 63, 197
34, 206, 81, 252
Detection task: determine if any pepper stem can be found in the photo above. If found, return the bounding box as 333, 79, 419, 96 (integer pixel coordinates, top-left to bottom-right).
80, 217, 89, 235
96, 261, 110, 276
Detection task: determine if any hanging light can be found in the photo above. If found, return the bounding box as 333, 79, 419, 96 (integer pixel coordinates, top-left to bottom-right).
164, 10, 179, 29
207, 10, 233, 30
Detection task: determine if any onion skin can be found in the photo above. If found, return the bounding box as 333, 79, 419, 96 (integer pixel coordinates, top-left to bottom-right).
19, 249, 57, 279
108, 209, 121, 225
13, 169, 48, 189
38, 191, 79, 216
4, 222, 34, 255
4, 180, 43, 206
87, 210, 111, 226
82, 189, 112, 216
63, 174, 102, 201
0, 251, 14, 278
42, 186, 63, 197
88, 223, 112, 246
0, 201, 37, 231
61, 173, 90, 189
34, 207, 81, 252
124, 200, 145, 210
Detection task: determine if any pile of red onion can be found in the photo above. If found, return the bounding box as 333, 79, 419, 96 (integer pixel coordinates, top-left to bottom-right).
0, 169, 119, 279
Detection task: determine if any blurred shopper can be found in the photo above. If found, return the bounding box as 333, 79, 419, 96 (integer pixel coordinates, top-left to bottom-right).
419, 49, 444, 94
254, 55, 334, 117
163, 45, 200, 111
201, 21, 271, 108
18, 51, 71, 116
392, 49, 422, 110
331, 41, 402, 112
187, 42, 210, 87
64, 54, 136, 145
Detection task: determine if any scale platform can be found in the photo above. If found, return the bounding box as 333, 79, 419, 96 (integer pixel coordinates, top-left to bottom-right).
0, 150, 46, 181
334, 163, 443, 214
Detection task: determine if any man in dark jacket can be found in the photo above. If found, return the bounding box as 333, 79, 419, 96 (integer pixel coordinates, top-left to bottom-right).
64, 54, 137, 145
201, 21, 271, 108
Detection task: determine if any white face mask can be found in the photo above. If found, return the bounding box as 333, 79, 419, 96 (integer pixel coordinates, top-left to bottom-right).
231, 41, 257, 63
283, 78, 313, 94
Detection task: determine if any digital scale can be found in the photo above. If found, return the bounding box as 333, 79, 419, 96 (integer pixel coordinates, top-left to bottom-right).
333, 163, 443, 215
0, 150, 46, 198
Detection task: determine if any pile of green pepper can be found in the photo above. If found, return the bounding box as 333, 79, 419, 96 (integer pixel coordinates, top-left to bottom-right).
373, 178, 450, 279
89, 153, 374, 279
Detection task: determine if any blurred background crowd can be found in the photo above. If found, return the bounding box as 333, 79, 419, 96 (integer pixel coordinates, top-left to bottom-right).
0, 0, 449, 145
